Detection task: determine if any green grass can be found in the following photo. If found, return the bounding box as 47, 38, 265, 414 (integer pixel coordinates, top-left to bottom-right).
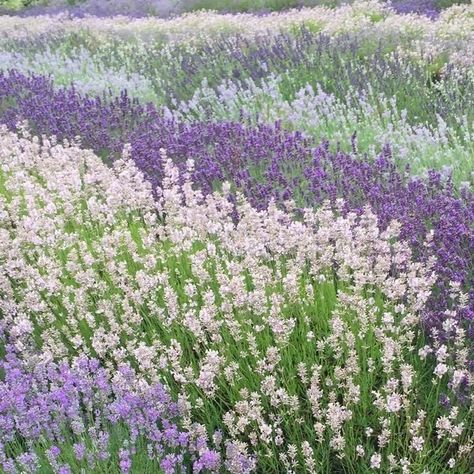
0, 0, 47, 9
435, 0, 472, 8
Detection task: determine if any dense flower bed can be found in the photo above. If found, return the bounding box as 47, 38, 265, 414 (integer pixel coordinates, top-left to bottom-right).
0, 1, 473, 472
0, 71, 472, 345
0, 128, 472, 472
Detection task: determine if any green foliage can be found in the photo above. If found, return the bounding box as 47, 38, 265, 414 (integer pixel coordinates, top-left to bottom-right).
182, 0, 343, 12
435, 0, 471, 8
0, 0, 44, 9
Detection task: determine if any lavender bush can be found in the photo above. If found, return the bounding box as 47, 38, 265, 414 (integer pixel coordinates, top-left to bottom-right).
390, 0, 440, 17
0, 344, 223, 473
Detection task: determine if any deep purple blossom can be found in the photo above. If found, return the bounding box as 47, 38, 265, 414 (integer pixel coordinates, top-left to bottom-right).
390, 0, 440, 18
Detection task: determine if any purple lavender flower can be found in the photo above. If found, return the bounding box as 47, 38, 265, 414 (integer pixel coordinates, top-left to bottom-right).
119, 448, 132, 473
73, 443, 86, 462
390, 0, 440, 18
194, 450, 221, 472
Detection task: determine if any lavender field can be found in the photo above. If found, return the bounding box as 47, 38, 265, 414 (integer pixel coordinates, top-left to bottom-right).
0, 0, 473, 473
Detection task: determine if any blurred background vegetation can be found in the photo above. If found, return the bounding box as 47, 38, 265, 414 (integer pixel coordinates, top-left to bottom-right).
0, 0, 471, 16
0, 0, 338, 11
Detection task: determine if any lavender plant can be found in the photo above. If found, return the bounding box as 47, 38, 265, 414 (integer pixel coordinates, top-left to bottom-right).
0, 343, 225, 473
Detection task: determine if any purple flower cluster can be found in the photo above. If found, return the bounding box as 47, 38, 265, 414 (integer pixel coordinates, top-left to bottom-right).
390, 0, 440, 18
1, 0, 180, 18
0, 344, 221, 473
0, 70, 472, 343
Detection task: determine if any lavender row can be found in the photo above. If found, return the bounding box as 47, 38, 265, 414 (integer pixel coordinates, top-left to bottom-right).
0, 69, 472, 343
4, 26, 474, 126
